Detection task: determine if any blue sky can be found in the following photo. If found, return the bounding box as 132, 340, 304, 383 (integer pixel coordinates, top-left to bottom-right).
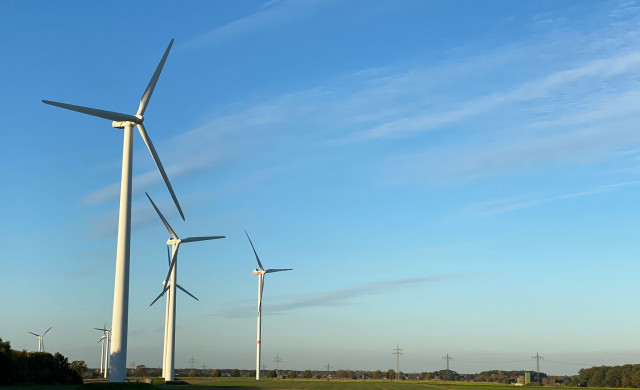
2, 0, 640, 376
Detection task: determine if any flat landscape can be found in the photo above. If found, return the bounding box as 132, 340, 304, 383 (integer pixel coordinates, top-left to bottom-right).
0, 379, 619, 390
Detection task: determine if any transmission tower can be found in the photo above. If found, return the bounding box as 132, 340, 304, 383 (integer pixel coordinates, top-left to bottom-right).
442, 353, 453, 381
130, 360, 136, 376
324, 363, 332, 372
532, 353, 544, 384
189, 356, 196, 370
391, 343, 404, 382
273, 354, 282, 377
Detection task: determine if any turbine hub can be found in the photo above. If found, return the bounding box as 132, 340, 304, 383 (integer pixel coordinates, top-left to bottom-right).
135, 114, 144, 123
167, 238, 181, 246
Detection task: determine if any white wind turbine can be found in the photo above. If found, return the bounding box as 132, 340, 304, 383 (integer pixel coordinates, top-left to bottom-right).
244, 231, 292, 380
146, 192, 225, 382
28, 327, 52, 353
95, 326, 111, 378
42, 39, 184, 382
98, 335, 106, 375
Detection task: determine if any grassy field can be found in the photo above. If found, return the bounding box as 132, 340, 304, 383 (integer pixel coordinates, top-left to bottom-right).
0, 379, 615, 390
173, 377, 518, 390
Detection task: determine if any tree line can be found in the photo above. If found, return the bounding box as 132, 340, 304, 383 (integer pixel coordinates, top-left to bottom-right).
0, 338, 83, 385
564, 365, 640, 387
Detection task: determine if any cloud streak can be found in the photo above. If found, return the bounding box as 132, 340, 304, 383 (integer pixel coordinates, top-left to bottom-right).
462, 181, 640, 217
183, 0, 331, 50
213, 272, 484, 318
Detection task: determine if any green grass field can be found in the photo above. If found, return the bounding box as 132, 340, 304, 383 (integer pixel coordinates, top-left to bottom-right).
0, 379, 616, 390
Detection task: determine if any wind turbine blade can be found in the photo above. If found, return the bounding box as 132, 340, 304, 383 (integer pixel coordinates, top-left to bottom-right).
145, 192, 178, 239
176, 284, 199, 301
245, 230, 264, 271
42, 100, 140, 123
181, 236, 225, 243
138, 123, 185, 220
94, 328, 109, 332
162, 246, 179, 287
42, 327, 52, 336
150, 284, 171, 306
28, 332, 39, 337
265, 268, 293, 273
167, 245, 171, 266
137, 39, 174, 116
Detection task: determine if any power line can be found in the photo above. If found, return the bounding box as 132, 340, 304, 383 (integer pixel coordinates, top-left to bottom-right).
443, 353, 453, 381
273, 354, 282, 376
392, 343, 404, 382
532, 353, 544, 385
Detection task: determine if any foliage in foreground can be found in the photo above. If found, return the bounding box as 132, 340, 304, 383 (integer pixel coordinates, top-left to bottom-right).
0, 337, 83, 385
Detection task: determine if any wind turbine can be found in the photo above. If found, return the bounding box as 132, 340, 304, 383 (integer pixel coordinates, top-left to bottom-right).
244, 231, 292, 380
146, 192, 225, 381
43, 39, 184, 382
98, 335, 106, 374
28, 327, 52, 352
95, 326, 111, 378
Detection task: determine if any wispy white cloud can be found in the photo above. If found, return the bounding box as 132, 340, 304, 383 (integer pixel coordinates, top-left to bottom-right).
85, 1, 640, 205
183, 0, 332, 50
331, 50, 640, 144
461, 181, 640, 217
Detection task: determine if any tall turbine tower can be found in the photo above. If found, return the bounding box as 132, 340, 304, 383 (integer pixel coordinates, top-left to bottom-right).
43, 40, 184, 382
245, 231, 292, 380
28, 327, 51, 352
147, 193, 224, 382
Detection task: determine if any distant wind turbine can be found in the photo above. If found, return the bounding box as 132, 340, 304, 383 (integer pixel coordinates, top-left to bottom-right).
245, 231, 292, 380
28, 327, 51, 352
95, 326, 111, 379
146, 192, 224, 382
42, 39, 184, 382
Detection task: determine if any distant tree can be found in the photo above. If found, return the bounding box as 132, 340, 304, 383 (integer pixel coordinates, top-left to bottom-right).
288, 370, 297, 378
336, 369, 349, 378
0, 338, 13, 385
424, 372, 434, 380
134, 364, 147, 377
210, 369, 221, 377
387, 369, 396, 380
247, 370, 256, 377
372, 370, 384, 379
70, 360, 87, 377
303, 370, 312, 378
187, 369, 196, 377
230, 369, 240, 377
267, 369, 277, 378
148, 367, 161, 377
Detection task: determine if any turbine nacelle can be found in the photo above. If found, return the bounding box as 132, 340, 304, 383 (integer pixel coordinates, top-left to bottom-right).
167, 238, 182, 246
253, 269, 264, 275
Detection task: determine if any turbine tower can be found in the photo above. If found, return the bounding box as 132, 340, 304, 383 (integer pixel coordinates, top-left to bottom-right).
245, 231, 292, 380
28, 327, 51, 352
95, 326, 112, 379
43, 40, 184, 382
147, 193, 224, 382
